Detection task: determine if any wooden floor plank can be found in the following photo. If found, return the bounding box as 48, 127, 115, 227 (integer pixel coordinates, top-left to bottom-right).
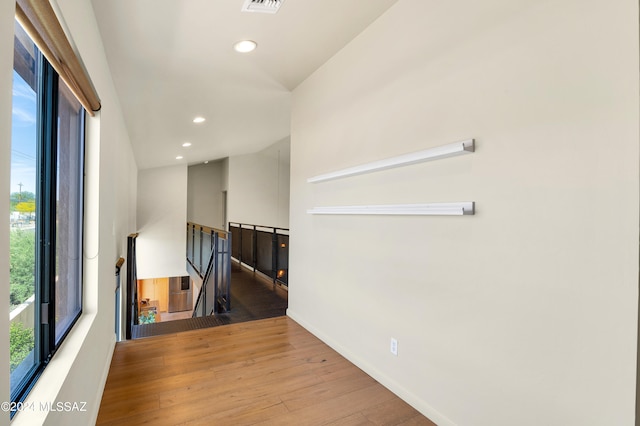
97, 317, 434, 425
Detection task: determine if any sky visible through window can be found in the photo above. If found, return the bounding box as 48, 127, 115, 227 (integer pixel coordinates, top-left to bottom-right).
11, 70, 37, 196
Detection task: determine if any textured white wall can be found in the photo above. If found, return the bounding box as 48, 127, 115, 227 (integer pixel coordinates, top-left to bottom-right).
187, 161, 224, 229
289, 1, 639, 425
136, 165, 188, 279
228, 138, 290, 228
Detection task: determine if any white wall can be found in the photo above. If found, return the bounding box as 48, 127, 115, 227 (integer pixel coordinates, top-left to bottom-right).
116, 137, 138, 340
288, 1, 639, 425
136, 165, 188, 279
221, 157, 229, 192
1, 0, 139, 424
228, 138, 290, 228
187, 161, 224, 229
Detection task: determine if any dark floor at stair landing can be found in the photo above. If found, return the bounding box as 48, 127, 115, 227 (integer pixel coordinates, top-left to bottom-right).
131, 264, 288, 339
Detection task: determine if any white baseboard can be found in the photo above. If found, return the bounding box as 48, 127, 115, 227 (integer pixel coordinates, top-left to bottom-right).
89, 335, 116, 425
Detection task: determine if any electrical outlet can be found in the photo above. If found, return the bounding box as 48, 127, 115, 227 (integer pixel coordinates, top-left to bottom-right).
390, 338, 398, 356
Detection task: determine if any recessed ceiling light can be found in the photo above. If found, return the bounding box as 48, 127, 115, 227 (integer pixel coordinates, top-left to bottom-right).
193, 116, 206, 124
182, 142, 192, 147
233, 40, 257, 53
176, 156, 183, 160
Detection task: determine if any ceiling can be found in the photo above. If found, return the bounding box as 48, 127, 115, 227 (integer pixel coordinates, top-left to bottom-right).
91, 0, 399, 170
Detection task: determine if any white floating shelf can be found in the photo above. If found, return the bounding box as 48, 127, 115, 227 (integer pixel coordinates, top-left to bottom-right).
307, 139, 474, 183
307, 202, 475, 216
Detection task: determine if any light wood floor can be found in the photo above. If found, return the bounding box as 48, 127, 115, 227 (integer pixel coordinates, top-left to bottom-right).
97, 316, 435, 425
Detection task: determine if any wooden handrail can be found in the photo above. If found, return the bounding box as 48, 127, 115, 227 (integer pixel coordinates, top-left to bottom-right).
115, 257, 125, 275
187, 222, 229, 239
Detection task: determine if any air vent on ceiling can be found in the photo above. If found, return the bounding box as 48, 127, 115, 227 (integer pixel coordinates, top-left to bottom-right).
241, 0, 284, 14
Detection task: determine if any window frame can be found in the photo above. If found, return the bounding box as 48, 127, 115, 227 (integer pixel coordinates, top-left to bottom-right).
10, 30, 85, 412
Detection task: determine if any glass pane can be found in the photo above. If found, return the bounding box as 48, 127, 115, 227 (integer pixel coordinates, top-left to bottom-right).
276, 234, 289, 286
216, 236, 230, 312
187, 226, 193, 262
241, 228, 254, 268
256, 230, 272, 277
194, 230, 201, 272
55, 78, 83, 344
230, 225, 240, 259
202, 231, 212, 272
10, 21, 39, 393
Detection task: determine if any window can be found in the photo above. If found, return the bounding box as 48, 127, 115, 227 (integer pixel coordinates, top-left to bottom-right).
9, 19, 39, 395
9, 19, 84, 409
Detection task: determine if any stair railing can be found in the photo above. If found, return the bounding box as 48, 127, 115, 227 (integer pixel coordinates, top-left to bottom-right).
125, 233, 139, 340
228, 222, 289, 287
187, 223, 231, 317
